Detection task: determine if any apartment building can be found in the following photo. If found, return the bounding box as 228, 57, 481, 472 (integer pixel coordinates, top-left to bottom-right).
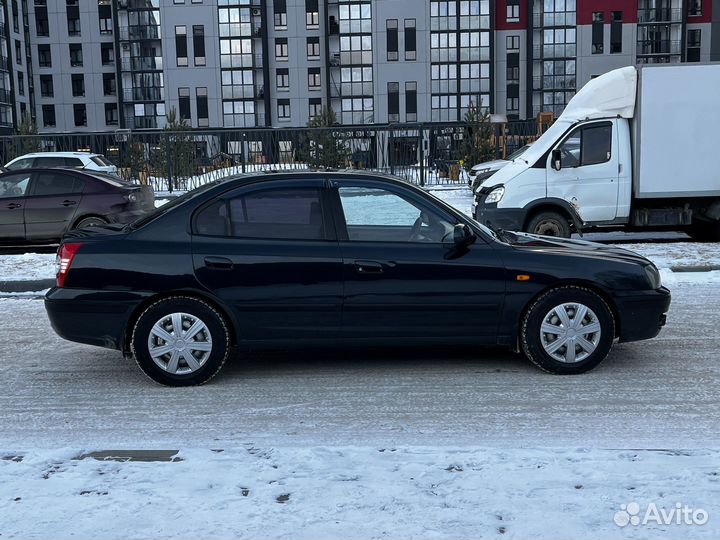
0, 0, 717, 134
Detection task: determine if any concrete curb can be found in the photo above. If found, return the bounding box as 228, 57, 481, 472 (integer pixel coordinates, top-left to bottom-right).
0, 279, 54, 293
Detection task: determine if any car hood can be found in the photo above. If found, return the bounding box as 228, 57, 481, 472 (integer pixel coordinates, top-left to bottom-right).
504, 231, 651, 265
471, 159, 507, 173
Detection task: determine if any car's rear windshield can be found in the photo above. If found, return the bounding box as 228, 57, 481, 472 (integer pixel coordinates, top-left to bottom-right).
86, 172, 136, 187
90, 155, 114, 167
131, 182, 223, 229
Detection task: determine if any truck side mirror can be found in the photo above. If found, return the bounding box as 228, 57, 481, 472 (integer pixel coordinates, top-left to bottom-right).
551, 149, 562, 171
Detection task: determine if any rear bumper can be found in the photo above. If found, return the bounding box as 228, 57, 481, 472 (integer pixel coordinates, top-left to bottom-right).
45, 287, 148, 351
615, 286, 671, 343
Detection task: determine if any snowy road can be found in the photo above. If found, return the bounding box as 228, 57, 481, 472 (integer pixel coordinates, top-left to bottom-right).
1, 282, 718, 450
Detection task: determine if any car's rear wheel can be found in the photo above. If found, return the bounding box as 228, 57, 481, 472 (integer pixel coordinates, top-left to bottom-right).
526, 211, 571, 238
520, 286, 615, 374
131, 296, 231, 386
74, 216, 107, 229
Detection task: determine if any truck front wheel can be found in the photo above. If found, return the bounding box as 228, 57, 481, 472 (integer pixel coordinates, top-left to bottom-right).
526, 211, 571, 238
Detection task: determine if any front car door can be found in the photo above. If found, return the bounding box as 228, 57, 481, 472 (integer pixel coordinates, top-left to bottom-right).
24, 171, 85, 241
330, 178, 506, 342
546, 121, 619, 223
191, 178, 343, 343
0, 172, 32, 241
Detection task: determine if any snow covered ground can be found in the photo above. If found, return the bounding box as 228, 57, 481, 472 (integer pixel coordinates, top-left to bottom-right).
2, 447, 718, 539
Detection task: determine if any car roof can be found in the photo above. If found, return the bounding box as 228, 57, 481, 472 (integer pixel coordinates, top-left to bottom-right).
9, 152, 99, 159
216, 169, 411, 186
0, 167, 104, 179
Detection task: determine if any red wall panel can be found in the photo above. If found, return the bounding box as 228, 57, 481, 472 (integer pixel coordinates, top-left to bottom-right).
577, 0, 638, 24
495, 0, 530, 30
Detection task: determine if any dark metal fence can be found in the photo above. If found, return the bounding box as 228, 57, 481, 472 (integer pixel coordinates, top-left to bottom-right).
0, 120, 544, 193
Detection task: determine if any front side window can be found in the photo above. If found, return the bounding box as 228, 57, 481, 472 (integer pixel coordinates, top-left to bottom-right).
195, 188, 326, 241
0, 173, 32, 198
558, 123, 612, 168
338, 186, 456, 243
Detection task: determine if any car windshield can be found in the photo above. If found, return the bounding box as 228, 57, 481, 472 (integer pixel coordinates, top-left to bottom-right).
506, 144, 531, 161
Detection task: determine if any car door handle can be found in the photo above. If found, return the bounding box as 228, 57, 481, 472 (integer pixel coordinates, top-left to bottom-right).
204, 256, 234, 270
354, 260, 384, 274
6, 202, 21, 209
61, 200, 77, 207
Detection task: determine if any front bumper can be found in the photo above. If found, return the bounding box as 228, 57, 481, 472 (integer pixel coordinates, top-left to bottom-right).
473, 194, 527, 232
615, 286, 671, 343
45, 287, 148, 351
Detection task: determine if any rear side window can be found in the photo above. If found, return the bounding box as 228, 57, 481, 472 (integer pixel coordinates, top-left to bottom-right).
194, 188, 326, 240
64, 157, 85, 168
7, 158, 34, 170
32, 172, 84, 196
34, 156, 67, 167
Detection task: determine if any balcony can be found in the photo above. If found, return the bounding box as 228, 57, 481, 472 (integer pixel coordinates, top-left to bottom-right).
120, 57, 163, 71
534, 75, 576, 91
532, 43, 577, 59
0, 56, 8, 71
637, 39, 682, 55
533, 11, 577, 27
124, 115, 161, 129
0, 88, 12, 103
637, 8, 683, 24
123, 87, 164, 102
118, 25, 161, 41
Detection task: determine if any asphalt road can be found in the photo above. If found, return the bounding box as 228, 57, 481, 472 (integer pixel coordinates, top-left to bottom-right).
1, 282, 718, 450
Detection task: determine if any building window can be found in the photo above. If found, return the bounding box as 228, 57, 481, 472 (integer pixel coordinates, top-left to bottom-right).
99, 4, 112, 34
308, 67, 321, 89
101, 43, 114, 66
276, 68, 289, 89
307, 37, 320, 59
42, 105, 55, 127
14, 41, 21, 65
592, 12, 604, 54
275, 38, 288, 61
102, 73, 116, 96
69, 43, 83, 67
306, 0, 319, 28
610, 12, 622, 54
689, 0, 702, 16
17, 71, 24, 96
105, 103, 118, 126
193, 25, 206, 66
507, 35, 520, 51
507, 0, 520, 22
196, 87, 209, 127
404, 19, 416, 61
387, 19, 398, 61
405, 81, 417, 122
507, 97, 520, 113
179, 87, 191, 121
274, 0, 287, 30
176, 26, 188, 66
73, 104, 87, 127
387, 82, 399, 123
38, 44, 51, 67
40, 75, 53, 97
35, 6, 49, 36
277, 99, 290, 119
309, 97, 322, 118
687, 29, 701, 62
71, 74, 85, 97
66, 4, 81, 36
12, 0, 19, 33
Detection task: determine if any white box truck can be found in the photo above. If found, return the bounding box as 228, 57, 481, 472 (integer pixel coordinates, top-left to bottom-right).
474, 64, 720, 240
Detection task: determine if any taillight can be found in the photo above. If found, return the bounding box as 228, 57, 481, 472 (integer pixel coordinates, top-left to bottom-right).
56, 243, 83, 288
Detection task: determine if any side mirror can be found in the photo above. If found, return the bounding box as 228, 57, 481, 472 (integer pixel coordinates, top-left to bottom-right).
453, 223, 475, 246
551, 149, 562, 171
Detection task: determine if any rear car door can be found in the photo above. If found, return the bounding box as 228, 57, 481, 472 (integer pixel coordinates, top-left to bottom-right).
0, 172, 32, 241
546, 121, 619, 223
331, 179, 506, 341
191, 178, 343, 343
24, 171, 84, 241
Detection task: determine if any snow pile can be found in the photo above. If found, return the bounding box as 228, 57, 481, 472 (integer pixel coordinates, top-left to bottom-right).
0, 253, 56, 282
1, 446, 717, 539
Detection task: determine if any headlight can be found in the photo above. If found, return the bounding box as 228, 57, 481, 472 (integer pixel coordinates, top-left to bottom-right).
644, 264, 662, 289
485, 186, 505, 204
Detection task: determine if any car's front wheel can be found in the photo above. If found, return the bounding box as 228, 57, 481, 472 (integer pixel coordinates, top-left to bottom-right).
131, 296, 231, 386
520, 286, 615, 374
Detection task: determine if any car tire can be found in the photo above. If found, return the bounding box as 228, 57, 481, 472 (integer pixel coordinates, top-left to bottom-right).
74, 216, 108, 229
131, 296, 231, 386
520, 286, 615, 375
526, 211, 571, 238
